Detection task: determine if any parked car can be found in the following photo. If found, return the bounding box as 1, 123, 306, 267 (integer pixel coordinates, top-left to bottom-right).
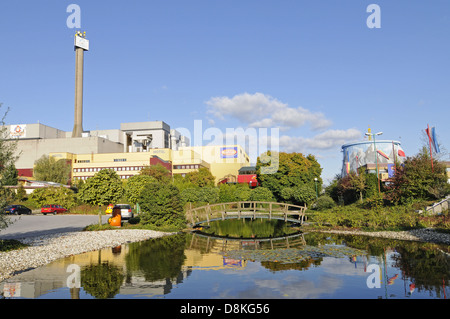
114, 204, 133, 220
3, 205, 32, 215
41, 205, 68, 215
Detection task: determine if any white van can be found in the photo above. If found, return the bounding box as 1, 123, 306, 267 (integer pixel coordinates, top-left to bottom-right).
115, 204, 133, 220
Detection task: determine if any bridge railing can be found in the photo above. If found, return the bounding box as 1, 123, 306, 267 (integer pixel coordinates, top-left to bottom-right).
186, 201, 307, 226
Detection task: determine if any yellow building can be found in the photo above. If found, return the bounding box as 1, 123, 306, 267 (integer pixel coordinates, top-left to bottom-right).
52, 144, 250, 184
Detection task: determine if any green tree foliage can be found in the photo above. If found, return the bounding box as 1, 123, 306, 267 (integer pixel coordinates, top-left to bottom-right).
180, 187, 219, 204
33, 155, 71, 185
385, 148, 447, 204
1, 163, 18, 186
81, 263, 124, 299
248, 187, 275, 202
280, 184, 316, 206
140, 163, 171, 183
313, 195, 336, 211
184, 167, 215, 187
1, 104, 18, 230
125, 174, 156, 204
78, 169, 124, 206
138, 181, 186, 230
125, 234, 187, 282
29, 186, 78, 209
256, 151, 322, 201
218, 183, 252, 202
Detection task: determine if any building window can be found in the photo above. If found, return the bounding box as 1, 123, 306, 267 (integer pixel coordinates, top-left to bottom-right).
77, 160, 90, 163
114, 158, 127, 162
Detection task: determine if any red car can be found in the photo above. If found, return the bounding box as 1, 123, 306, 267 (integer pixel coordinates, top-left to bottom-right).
41, 205, 68, 215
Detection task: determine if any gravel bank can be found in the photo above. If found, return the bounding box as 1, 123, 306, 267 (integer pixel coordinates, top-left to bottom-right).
0, 229, 172, 283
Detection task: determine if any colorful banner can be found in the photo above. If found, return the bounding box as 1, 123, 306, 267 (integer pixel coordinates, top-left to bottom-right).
220, 147, 238, 158
377, 150, 390, 160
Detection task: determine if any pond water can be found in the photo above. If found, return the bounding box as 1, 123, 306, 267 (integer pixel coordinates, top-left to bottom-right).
1, 219, 449, 300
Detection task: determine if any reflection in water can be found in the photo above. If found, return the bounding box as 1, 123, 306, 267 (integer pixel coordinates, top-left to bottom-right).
1, 228, 449, 299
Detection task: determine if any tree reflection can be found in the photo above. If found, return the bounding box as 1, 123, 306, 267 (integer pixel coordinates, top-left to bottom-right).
125, 234, 186, 282
304, 232, 449, 297
81, 262, 124, 299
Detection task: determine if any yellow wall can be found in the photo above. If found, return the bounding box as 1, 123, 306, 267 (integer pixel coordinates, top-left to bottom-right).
58, 145, 251, 184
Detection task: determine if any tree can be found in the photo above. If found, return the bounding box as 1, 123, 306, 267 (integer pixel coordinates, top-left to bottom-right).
180, 186, 219, 204
29, 186, 77, 209
348, 171, 366, 203
33, 155, 71, 184
256, 151, 322, 201
385, 148, 447, 204
140, 164, 171, 183
219, 183, 249, 202
78, 169, 124, 225
280, 184, 316, 206
138, 181, 186, 230
1, 163, 18, 186
1, 104, 18, 230
185, 167, 215, 187
125, 174, 156, 205
248, 187, 275, 202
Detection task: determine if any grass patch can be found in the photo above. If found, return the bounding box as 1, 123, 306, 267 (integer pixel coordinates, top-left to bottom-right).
83, 216, 182, 233
0, 239, 28, 252
308, 204, 450, 233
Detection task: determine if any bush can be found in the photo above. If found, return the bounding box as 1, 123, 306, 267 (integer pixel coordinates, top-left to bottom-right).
280, 185, 316, 206
29, 186, 78, 209
138, 181, 186, 230
248, 187, 275, 202
180, 187, 219, 204
218, 183, 251, 202
314, 195, 336, 211
310, 204, 421, 231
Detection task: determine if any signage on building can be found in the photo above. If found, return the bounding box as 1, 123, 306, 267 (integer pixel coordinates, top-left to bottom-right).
10, 124, 26, 138
220, 147, 238, 158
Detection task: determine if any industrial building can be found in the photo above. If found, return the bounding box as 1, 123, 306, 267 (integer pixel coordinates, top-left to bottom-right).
2, 121, 250, 185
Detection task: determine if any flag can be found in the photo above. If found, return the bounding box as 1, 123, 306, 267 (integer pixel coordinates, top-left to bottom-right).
398, 149, 406, 157
425, 125, 440, 153
344, 151, 350, 174
377, 150, 389, 160
431, 126, 440, 153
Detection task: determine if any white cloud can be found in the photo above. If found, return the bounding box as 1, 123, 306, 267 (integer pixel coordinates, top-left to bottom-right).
279, 128, 361, 153
206, 92, 332, 131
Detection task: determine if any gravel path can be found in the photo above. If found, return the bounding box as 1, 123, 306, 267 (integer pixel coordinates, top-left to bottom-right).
0, 229, 172, 283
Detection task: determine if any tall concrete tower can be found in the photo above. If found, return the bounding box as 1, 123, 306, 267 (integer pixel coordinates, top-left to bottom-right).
72, 31, 89, 138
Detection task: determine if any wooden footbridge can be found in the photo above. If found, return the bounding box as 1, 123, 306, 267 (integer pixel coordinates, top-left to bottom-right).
186, 201, 307, 227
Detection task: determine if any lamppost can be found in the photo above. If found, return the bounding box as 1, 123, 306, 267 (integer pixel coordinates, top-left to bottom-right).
365, 131, 383, 193
314, 177, 318, 198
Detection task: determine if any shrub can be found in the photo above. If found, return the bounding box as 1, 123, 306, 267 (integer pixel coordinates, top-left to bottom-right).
29, 186, 78, 209
180, 187, 219, 204
248, 187, 275, 202
138, 181, 186, 230
314, 195, 336, 211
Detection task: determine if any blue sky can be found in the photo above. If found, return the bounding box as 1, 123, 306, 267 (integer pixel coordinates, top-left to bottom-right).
1, 1, 449, 183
